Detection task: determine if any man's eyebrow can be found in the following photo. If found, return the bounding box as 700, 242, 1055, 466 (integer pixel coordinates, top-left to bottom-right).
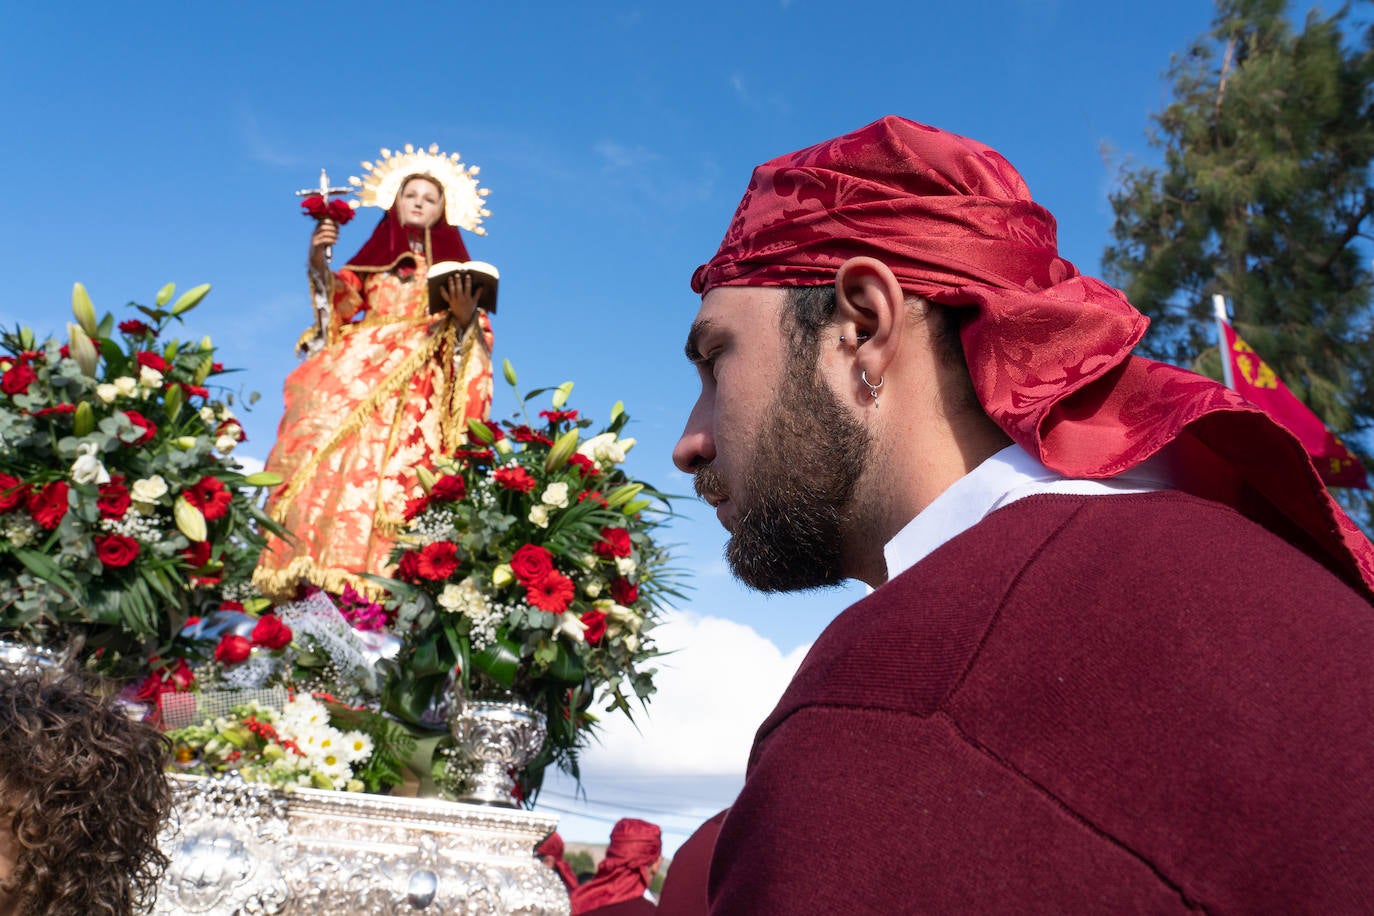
684, 318, 715, 364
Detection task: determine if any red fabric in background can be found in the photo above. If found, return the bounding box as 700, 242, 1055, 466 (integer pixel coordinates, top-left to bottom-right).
536, 831, 580, 894
345, 177, 471, 274
1221, 321, 1368, 488
709, 492, 1374, 913
569, 818, 660, 915
691, 115, 1374, 597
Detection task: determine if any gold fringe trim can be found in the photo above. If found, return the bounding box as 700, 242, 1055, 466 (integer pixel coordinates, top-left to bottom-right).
251, 555, 392, 603
268, 316, 454, 525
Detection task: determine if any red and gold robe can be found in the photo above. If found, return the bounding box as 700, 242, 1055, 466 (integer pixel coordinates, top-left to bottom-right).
253, 257, 492, 599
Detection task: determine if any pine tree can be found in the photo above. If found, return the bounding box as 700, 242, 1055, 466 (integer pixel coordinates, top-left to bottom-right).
1103, 0, 1374, 524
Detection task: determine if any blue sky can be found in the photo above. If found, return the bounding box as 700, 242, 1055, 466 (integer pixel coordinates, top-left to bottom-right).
4, 0, 1248, 855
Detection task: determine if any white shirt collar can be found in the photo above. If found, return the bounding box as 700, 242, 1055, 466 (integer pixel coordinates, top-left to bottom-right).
881, 444, 1174, 582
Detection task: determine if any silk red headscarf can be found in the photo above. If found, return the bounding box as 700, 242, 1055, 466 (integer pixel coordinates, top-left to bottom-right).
345, 175, 471, 274
537, 830, 580, 894
568, 818, 661, 914
693, 116, 1374, 597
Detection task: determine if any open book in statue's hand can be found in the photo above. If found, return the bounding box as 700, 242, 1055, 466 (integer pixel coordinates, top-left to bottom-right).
428, 260, 499, 315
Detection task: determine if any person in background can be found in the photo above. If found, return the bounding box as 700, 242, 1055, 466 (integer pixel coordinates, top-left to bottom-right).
0, 665, 172, 915
673, 115, 1374, 912
569, 818, 662, 915
536, 829, 580, 895
653, 809, 726, 916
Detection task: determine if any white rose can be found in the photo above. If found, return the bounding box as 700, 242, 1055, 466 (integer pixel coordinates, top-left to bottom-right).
616, 556, 637, 576
528, 504, 550, 528
437, 583, 465, 612
113, 376, 138, 398
199, 406, 216, 422
137, 365, 163, 389
215, 434, 238, 454
95, 383, 119, 404
583, 579, 602, 598
540, 482, 570, 509
69, 442, 110, 486
130, 475, 168, 504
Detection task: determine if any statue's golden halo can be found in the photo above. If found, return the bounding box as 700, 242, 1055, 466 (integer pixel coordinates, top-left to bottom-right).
348, 144, 492, 235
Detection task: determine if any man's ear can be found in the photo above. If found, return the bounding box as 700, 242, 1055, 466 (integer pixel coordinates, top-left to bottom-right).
833, 257, 905, 381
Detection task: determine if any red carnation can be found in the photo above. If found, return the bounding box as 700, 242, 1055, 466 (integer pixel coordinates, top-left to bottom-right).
134, 658, 195, 702
300, 194, 328, 219
539, 409, 579, 424
429, 474, 466, 502
210, 362, 224, 374
251, 614, 293, 650
219, 600, 244, 612
567, 453, 600, 478
526, 569, 574, 613
32, 404, 76, 417
580, 609, 608, 645
118, 320, 149, 336
1, 365, 35, 396
452, 448, 494, 465
417, 541, 460, 581
578, 490, 608, 507
183, 384, 209, 399
511, 425, 554, 447
494, 466, 536, 493
403, 494, 431, 520
510, 544, 555, 585
135, 351, 168, 373
97, 477, 131, 520
610, 578, 639, 606
593, 526, 632, 559
95, 534, 140, 568
182, 541, 212, 570
184, 476, 232, 521
120, 410, 157, 446
395, 550, 424, 583
327, 199, 355, 224
0, 474, 28, 513
26, 481, 69, 530
214, 634, 252, 666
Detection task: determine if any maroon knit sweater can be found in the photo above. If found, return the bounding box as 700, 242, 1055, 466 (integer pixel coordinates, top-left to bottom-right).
708, 492, 1374, 914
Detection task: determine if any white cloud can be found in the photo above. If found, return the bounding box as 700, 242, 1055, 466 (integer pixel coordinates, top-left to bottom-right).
537, 609, 809, 856
582, 608, 809, 775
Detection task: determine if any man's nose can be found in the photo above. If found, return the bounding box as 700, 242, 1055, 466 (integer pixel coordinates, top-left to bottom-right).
672, 398, 714, 473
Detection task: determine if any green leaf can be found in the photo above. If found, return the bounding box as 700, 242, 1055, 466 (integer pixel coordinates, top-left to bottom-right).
472, 635, 520, 687
169, 283, 211, 316
13, 549, 78, 594
548, 643, 586, 683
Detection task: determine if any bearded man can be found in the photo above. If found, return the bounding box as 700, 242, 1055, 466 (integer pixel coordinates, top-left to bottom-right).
673, 116, 1374, 913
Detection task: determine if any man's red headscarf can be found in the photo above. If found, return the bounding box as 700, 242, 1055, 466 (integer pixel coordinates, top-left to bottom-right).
693, 115, 1374, 597
345, 174, 471, 274
568, 818, 661, 914
536, 830, 580, 894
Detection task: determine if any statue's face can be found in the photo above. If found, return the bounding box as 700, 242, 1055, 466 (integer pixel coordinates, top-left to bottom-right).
397, 177, 443, 229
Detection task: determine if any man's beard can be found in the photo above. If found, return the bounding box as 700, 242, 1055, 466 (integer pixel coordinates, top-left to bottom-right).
696, 357, 870, 592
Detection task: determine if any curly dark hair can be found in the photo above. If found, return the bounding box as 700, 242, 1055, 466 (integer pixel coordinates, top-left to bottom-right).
0, 665, 172, 915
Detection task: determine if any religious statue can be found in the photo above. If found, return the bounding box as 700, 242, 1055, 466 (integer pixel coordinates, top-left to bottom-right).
253, 144, 496, 600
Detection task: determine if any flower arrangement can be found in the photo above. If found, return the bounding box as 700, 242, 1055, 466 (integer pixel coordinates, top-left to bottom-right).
167, 693, 377, 791
0, 283, 283, 676
380, 362, 680, 797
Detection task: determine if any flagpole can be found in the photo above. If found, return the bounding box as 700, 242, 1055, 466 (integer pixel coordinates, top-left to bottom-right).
1212, 294, 1235, 390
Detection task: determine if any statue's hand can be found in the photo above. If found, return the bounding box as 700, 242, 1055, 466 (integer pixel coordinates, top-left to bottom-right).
309, 219, 338, 273
440, 273, 480, 325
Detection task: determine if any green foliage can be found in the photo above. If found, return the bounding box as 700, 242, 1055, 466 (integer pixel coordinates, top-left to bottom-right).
1103, 0, 1374, 526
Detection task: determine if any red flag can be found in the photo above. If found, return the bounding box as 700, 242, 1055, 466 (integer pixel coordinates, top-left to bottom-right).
1220, 320, 1368, 489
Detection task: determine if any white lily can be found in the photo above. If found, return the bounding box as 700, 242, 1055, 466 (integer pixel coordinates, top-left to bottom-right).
555, 611, 588, 644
